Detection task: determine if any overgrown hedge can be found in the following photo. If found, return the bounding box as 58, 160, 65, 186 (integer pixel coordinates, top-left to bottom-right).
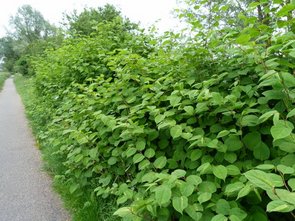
16, 2, 295, 221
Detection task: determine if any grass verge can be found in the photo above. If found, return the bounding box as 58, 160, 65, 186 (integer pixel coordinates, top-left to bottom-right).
14, 74, 118, 221
0, 72, 10, 91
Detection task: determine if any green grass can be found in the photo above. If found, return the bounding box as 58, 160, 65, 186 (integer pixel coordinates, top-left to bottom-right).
0, 72, 10, 90
14, 74, 119, 221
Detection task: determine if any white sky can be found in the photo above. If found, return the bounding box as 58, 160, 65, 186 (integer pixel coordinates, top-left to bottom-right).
0, 0, 182, 37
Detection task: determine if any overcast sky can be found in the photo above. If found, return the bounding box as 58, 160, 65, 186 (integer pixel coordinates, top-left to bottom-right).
0, 0, 183, 37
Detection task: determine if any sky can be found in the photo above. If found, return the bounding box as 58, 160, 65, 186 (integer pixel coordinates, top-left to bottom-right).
0, 0, 183, 37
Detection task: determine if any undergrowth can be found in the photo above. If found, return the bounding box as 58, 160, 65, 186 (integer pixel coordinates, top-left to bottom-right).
14, 74, 119, 221
0, 72, 10, 90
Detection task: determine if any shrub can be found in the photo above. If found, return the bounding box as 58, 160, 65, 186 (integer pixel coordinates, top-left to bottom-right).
19, 1, 295, 220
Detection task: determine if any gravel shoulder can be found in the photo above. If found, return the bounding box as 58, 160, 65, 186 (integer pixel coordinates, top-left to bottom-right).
0, 78, 70, 221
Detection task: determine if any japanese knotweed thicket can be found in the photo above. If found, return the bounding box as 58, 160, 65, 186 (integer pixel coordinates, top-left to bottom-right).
28, 2, 295, 221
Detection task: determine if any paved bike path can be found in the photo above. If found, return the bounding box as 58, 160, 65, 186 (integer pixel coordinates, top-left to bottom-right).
0, 78, 70, 221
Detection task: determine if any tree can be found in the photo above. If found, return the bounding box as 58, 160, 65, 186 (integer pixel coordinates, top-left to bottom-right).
181, 0, 294, 32
0, 5, 62, 74
0, 36, 19, 71
65, 4, 138, 36
8, 5, 55, 43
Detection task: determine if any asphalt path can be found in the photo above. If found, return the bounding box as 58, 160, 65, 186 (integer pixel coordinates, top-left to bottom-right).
0, 78, 70, 221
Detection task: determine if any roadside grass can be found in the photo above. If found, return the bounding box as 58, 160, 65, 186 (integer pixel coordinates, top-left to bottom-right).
0, 72, 10, 90
14, 74, 119, 221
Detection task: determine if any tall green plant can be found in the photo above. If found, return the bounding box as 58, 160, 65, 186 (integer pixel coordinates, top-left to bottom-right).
18, 1, 295, 220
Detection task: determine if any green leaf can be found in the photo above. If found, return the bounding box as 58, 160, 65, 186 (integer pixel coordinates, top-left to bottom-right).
190, 149, 203, 161
170, 125, 182, 139
267, 200, 294, 212
271, 120, 294, 141
89, 148, 98, 159
243, 132, 261, 150
277, 165, 294, 174
198, 181, 217, 193
229, 215, 241, 221
141, 172, 157, 183
244, 170, 284, 191
224, 153, 237, 163
172, 169, 186, 178
133, 153, 145, 164
185, 205, 202, 221
113, 207, 132, 217
136, 139, 146, 151
216, 199, 231, 215
274, 137, 295, 153
259, 110, 278, 123
186, 175, 202, 186
225, 182, 244, 196
256, 164, 275, 170
169, 95, 181, 106
236, 34, 251, 45
217, 130, 230, 138
117, 195, 128, 205
197, 162, 211, 175
225, 136, 243, 151
125, 147, 137, 158
155, 184, 172, 206
248, 209, 268, 221
288, 179, 295, 191
263, 89, 285, 100
240, 115, 258, 126
155, 114, 165, 124
179, 182, 195, 197
211, 214, 228, 221
287, 108, 295, 118
253, 142, 270, 161
213, 165, 228, 181
277, 3, 295, 17
281, 72, 295, 87
144, 148, 155, 158
281, 154, 295, 166
237, 184, 252, 200
69, 183, 79, 194
229, 208, 247, 220
154, 156, 167, 169
108, 157, 117, 165
290, 51, 295, 58
172, 196, 188, 214
184, 106, 195, 115
226, 165, 241, 176
275, 189, 295, 205
198, 192, 212, 203
138, 159, 150, 170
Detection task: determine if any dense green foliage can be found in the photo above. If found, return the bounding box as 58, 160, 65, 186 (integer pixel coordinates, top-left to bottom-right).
0, 5, 62, 75
65, 4, 137, 36
11, 0, 295, 221
0, 72, 9, 90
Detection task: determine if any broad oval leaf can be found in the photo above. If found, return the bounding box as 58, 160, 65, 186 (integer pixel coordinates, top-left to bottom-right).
155, 184, 172, 206
172, 196, 188, 214
133, 153, 145, 164
244, 170, 284, 191
267, 200, 294, 213
213, 165, 228, 181
271, 120, 294, 141
170, 125, 182, 139
154, 156, 167, 169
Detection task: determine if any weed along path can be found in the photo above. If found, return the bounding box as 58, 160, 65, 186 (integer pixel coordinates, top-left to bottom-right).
0, 78, 70, 221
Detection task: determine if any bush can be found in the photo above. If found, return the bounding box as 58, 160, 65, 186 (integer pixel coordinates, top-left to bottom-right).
18, 1, 295, 220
